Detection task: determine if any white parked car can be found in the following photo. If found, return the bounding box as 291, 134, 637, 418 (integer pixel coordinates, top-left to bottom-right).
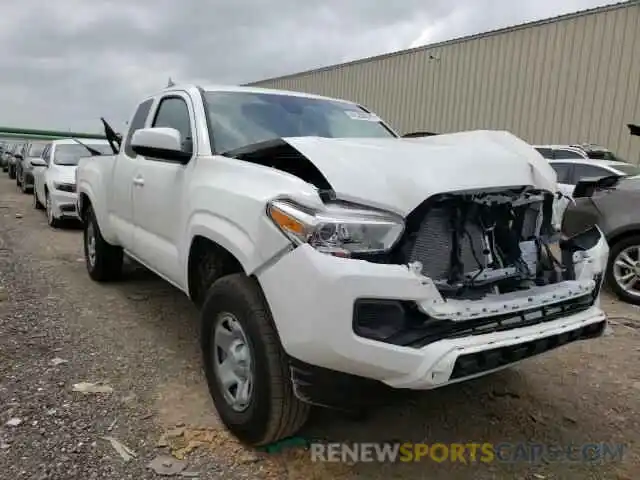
534, 144, 640, 197
31, 139, 113, 227
76, 85, 609, 446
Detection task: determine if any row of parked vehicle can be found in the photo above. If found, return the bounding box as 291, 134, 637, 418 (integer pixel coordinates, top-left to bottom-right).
0, 85, 637, 448
0, 138, 112, 226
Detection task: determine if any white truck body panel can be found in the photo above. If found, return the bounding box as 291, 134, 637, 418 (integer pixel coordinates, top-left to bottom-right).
76, 84, 607, 392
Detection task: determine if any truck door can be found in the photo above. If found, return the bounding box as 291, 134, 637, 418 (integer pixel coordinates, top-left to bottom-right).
131, 92, 195, 288
111, 98, 154, 250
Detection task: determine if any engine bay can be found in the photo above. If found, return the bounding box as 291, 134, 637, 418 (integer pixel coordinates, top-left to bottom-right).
398, 187, 577, 300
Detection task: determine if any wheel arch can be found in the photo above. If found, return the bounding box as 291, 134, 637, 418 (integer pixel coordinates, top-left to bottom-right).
606, 225, 640, 249
186, 234, 246, 306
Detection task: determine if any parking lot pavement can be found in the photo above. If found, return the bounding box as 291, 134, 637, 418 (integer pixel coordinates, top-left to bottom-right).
0, 175, 639, 480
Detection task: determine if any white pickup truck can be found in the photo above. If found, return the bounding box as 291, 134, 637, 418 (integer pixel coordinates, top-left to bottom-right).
76, 84, 609, 446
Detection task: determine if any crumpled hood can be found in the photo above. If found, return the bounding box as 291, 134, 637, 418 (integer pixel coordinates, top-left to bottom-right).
283, 130, 558, 216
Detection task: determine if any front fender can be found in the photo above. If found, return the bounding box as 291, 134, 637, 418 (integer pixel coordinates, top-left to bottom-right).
76, 180, 118, 245
184, 208, 294, 280
186, 212, 261, 275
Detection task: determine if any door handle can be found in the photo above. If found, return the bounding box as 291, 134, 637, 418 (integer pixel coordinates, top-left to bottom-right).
133, 176, 145, 187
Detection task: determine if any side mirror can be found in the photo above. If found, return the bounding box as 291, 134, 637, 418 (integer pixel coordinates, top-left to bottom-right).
573, 174, 622, 199
30, 158, 47, 168
131, 127, 191, 163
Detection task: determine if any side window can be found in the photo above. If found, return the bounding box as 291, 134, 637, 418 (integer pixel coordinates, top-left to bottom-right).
553, 149, 583, 160
124, 99, 154, 158
571, 164, 611, 183
152, 96, 193, 154
550, 162, 573, 183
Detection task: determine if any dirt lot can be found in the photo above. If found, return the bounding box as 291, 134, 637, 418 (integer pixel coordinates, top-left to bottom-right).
0, 175, 639, 479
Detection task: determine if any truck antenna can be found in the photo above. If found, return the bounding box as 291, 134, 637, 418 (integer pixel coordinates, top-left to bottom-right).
167, 77, 175, 87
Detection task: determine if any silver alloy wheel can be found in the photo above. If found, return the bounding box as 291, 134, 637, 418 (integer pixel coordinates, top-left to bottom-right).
86, 221, 97, 268
212, 312, 254, 412
612, 245, 640, 298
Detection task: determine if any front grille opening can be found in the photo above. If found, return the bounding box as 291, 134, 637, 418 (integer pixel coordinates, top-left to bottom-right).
450, 320, 606, 379
395, 188, 561, 300
358, 189, 603, 303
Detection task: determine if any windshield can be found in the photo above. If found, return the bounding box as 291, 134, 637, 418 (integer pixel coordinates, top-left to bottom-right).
54, 143, 113, 166
28, 143, 47, 157
203, 91, 396, 153
613, 163, 640, 176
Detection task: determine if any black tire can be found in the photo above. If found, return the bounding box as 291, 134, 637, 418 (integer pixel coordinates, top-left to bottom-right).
83, 204, 123, 282
201, 274, 309, 446
605, 234, 640, 305
15, 169, 21, 186
8, 166, 16, 179
20, 177, 30, 194
33, 190, 44, 210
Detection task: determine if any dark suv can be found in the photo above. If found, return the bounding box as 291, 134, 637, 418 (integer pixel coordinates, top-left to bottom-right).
563, 175, 640, 305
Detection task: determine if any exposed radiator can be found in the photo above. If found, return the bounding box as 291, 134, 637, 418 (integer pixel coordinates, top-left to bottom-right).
408, 207, 485, 280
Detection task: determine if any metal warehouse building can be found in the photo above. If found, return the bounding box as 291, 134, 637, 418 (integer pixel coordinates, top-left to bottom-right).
247, 0, 640, 163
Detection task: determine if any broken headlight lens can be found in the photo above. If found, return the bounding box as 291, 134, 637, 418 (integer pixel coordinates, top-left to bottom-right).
267, 199, 404, 256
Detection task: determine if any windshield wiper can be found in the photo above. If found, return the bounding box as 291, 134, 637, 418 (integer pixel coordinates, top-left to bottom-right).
70, 138, 104, 156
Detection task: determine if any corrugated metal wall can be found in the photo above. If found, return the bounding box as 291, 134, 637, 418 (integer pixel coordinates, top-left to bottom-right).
247, 1, 640, 163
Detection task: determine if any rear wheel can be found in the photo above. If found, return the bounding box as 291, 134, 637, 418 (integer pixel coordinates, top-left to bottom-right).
201, 274, 309, 446
83, 204, 123, 281
606, 234, 640, 305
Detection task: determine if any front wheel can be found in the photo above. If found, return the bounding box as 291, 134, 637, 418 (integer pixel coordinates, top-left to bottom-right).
8, 166, 16, 179
33, 190, 44, 210
21, 177, 30, 194
606, 235, 640, 305
45, 193, 61, 228
83, 204, 123, 282
201, 274, 309, 446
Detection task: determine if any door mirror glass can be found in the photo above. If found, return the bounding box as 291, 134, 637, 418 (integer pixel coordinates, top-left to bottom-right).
131, 127, 191, 163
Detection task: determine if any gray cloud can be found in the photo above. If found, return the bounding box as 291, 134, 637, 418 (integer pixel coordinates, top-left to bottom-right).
0, 0, 619, 132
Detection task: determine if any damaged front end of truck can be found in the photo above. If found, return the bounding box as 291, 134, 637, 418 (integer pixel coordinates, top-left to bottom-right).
349, 186, 607, 348
223, 128, 610, 412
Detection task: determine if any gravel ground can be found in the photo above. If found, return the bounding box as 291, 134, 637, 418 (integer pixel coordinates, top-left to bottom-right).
0, 174, 639, 479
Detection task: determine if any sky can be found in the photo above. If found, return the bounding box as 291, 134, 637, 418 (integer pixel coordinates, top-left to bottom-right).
0, 0, 623, 133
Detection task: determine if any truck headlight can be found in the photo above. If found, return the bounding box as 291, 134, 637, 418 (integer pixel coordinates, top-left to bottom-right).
267, 199, 404, 256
